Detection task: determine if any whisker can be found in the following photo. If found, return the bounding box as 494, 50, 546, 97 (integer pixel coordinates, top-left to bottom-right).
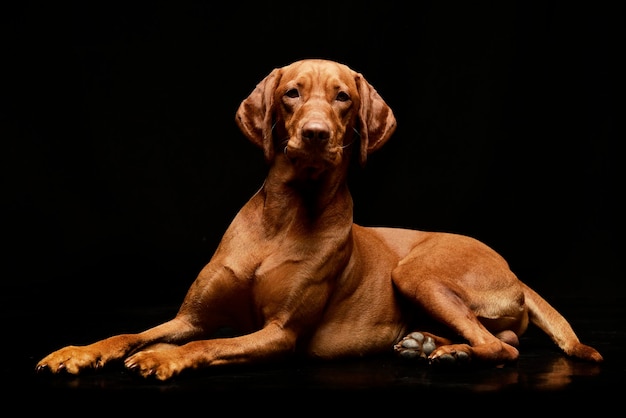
264, 122, 277, 140
341, 141, 354, 149
340, 129, 360, 148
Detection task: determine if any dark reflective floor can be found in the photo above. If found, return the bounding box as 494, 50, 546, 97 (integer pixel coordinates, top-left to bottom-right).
9, 297, 625, 413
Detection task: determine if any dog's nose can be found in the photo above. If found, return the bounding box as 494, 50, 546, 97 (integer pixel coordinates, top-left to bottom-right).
301, 121, 331, 142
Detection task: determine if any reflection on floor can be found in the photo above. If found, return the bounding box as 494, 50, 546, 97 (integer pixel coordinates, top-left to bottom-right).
10, 297, 624, 411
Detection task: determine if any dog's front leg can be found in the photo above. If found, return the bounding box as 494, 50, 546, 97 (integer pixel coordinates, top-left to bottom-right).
124, 321, 297, 380
35, 317, 200, 375
122, 262, 326, 380
36, 256, 253, 376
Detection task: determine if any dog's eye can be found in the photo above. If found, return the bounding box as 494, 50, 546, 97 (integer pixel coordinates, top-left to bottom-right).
285, 88, 300, 99
336, 91, 350, 102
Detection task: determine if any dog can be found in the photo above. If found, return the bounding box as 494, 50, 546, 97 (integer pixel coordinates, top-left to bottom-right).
36, 58, 603, 381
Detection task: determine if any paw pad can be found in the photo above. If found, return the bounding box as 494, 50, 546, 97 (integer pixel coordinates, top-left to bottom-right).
394, 332, 436, 360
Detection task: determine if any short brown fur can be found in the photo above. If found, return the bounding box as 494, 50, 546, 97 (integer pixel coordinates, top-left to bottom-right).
36, 59, 602, 381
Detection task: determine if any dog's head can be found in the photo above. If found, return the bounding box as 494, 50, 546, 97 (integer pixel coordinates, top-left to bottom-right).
236, 59, 396, 176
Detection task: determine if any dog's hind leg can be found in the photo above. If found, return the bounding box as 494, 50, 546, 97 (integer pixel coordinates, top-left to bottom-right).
391, 270, 523, 366
394, 329, 520, 365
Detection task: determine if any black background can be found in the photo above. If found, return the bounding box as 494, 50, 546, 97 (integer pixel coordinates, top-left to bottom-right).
3, 0, 623, 319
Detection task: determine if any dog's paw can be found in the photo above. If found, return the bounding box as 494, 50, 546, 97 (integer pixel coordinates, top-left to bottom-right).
124, 349, 183, 381
429, 344, 472, 366
394, 332, 437, 361
35, 346, 104, 375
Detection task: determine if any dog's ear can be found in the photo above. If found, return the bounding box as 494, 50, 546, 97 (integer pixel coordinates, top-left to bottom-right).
355, 74, 397, 165
236, 68, 281, 162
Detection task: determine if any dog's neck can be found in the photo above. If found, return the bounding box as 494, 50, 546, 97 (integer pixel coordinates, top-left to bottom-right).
259, 152, 354, 233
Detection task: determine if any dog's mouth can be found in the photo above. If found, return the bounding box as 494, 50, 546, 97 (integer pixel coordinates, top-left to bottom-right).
279, 116, 356, 179
283, 138, 348, 178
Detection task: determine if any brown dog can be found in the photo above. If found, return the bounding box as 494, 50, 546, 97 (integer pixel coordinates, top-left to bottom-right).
36, 59, 602, 381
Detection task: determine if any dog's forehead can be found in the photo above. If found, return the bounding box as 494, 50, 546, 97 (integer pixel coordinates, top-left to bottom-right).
280, 59, 357, 91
